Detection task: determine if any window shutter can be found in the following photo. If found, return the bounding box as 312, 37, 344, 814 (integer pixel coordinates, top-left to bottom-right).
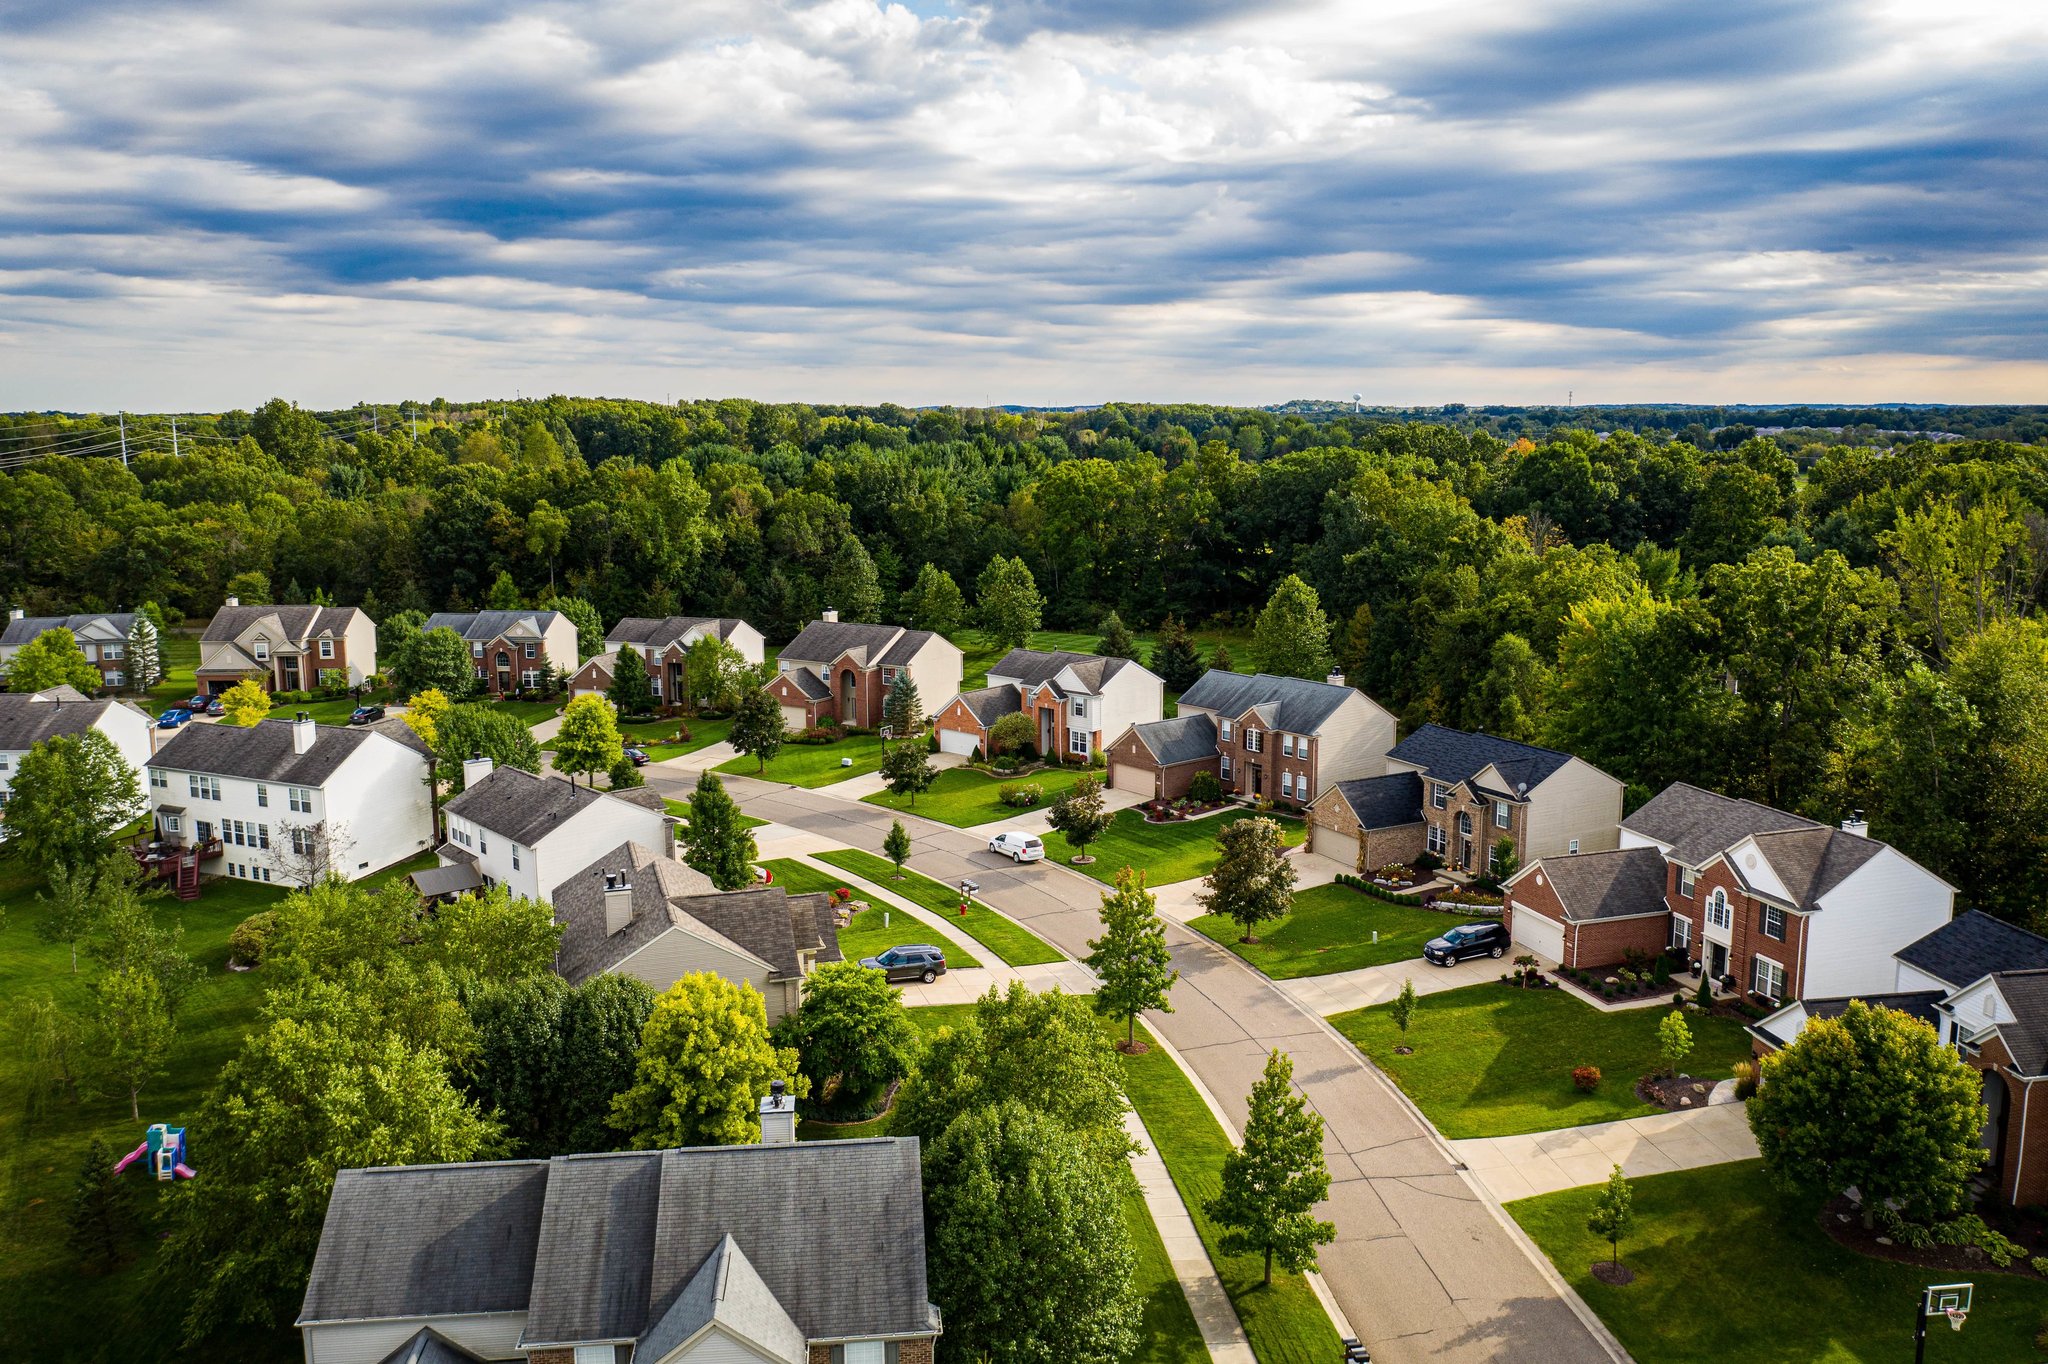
830, 1347, 845, 1364
886, 1346, 901, 1364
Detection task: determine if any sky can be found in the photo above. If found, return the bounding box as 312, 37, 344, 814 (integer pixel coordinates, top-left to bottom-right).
2, 0, 2045, 412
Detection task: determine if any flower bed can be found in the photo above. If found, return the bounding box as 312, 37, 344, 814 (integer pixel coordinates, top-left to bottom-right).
1140, 796, 1228, 823
1367, 862, 1428, 891
1553, 960, 1677, 1004
1426, 890, 1504, 915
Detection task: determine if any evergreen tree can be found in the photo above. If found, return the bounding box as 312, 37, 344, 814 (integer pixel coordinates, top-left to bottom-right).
1586, 1165, 1634, 1269
883, 819, 913, 878
1085, 868, 1177, 1051
977, 555, 1043, 652
900, 562, 965, 636
1196, 816, 1295, 942
552, 695, 624, 787
1210, 642, 1234, 673
125, 615, 162, 691
1208, 1049, 1335, 1286
1095, 610, 1137, 660
680, 771, 757, 890
883, 671, 924, 737
66, 1136, 136, 1273
1148, 614, 1203, 692
880, 741, 936, 806
1252, 573, 1334, 679
607, 754, 645, 789
607, 648, 657, 717
729, 687, 785, 773
823, 536, 884, 623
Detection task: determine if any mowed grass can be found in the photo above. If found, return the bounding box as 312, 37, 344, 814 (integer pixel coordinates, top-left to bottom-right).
716, 734, 885, 787
1042, 808, 1307, 887
1190, 882, 1459, 978
758, 858, 982, 968
1511, 1160, 2048, 1363
661, 797, 766, 831
0, 850, 434, 1364
813, 848, 1065, 967
861, 764, 1091, 828
952, 626, 1255, 692
1330, 982, 1756, 1139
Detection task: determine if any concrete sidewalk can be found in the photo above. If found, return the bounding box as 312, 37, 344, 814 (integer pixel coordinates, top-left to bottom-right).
1453, 1102, 1759, 1203
1125, 1108, 1256, 1364
1274, 954, 1504, 1015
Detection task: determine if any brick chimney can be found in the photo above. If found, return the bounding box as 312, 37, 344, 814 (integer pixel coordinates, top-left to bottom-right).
462, 752, 494, 790
758, 1079, 796, 1145
290, 711, 316, 754
603, 869, 635, 935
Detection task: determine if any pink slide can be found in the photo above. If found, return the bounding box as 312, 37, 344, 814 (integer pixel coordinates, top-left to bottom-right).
172, 1163, 196, 1179
111, 1143, 149, 1176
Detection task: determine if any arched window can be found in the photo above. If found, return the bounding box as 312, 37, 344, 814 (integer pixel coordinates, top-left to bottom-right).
1707, 887, 1731, 929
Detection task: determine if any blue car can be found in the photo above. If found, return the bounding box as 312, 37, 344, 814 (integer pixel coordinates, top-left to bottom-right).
156, 707, 194, 729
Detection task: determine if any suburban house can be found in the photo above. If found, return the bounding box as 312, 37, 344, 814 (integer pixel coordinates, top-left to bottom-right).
1105, 669, 1396, 805
1, 609, 139, 689
1503, 782, 1955, 1004
145, 713, 433, 884
423, 610, 580, 696
569, 615, 768, 704
437, 761, 672, 903
1306, 725, 1623, 874
0, 685, 154, 811
296, 1133, 939, 1364
553, 840, 842, 1020
932, 647, 1164, 761
197, 600, 378, 695
763, 611, 963, 732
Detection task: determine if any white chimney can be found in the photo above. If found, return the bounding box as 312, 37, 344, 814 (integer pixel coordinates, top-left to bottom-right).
1326, 671, 1346, 688
821, 608, 838, 624
223, 595, 239, 608
462, 753, 494, 790
1841, 809, 1869, 838
758, 1079, 796, 1145
602, 869, 635, 935
290, 711, 316, 754
663, 814, 681, 861
6, 607, 20, 622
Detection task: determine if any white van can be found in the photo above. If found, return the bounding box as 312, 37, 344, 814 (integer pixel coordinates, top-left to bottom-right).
987, 831, 1046, 863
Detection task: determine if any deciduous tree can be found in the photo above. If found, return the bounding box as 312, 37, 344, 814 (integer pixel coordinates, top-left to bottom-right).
1209, 1049, 1335, 1285
1085, 868, 1176, 1051
685, 635, 754, 713
729, 687, 784, 772
988, 710, 1035, 757
977, 555, 1043, 653
883, 819, 913, 877
7, 730, 142, 883
1047, 774, 1112, 864
1586, 1165, 1634, 1269
823, 536, 884, 623
1197, 816, 1295, 943
1252, 574, 1333, 679
422, 885, 562, 984
552, 694, 624, 787
393, 625, 473, 699
90, 967, 170, 1121
219, 677, 270, 727
8, 626, 102, 692
609, 972, 801, 1148
880, 740, 935, 806
900, 562, 965, 636
772, 960, 917, 1118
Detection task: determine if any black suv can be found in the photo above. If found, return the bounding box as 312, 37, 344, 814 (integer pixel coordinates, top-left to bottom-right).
1422, 921, 1511, 966
349, 703, 387, 725
861, 945, 947, 984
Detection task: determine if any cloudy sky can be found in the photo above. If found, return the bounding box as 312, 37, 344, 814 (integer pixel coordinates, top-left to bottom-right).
3, 0, 2045, 411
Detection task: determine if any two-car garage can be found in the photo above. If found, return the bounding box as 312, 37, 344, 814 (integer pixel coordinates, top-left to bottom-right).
1508, 908, 1565, 964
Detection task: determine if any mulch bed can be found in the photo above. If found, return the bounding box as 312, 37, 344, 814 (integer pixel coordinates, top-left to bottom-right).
1634, 1073, 1718, 1111
1140, 799, 1228, 823
1818, 1196, 2048, 1278
806, 1079, 901, 1129
1589, 1263, 1636, 1286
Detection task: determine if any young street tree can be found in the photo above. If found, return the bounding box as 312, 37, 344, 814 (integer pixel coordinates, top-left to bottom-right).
8, 626, 102, 692
1658, 1010, 1693, 1077
900, 562, 965, 636
1748, 1000, 1985, 1228
1095, 610, 1138, 660
883, 819, 913, 878
607, 647, 657, 717
1148, 614, 1203, 692
1208, 1049, 1336, 1286
772, 960, 918, 1118
92, 966, 171, 1121
883, 671, 924, 737
1085, 868, 1177, 1051
729, 687, 784, 773
551, 694, 624, 787
1390, 978, 1419, 1046
977, 555, 1043, 653
125, 615, 162, 692
680, 770, 758, 890
219, 677, 271, 727
609, 972, 802, 1148
881, 740, 936, 807
1196, 816, 1296, 943
8, 731, 142, 883
1047, 774, 1112, 864
1252, 573, 1335, 680
1586, 1165, 1635, 1271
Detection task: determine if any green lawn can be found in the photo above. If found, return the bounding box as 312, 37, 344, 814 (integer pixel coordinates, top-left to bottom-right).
862, 764, 1091, 828
1190, 882, 1459, 978
662, 797, 766, 831
813, 848, 1065, 967
1512, 1160, 2048, 1363
143, 634, 201, 708
553, 715, 731, 760
1122, 1023, 1344, 1364
1330, 982, 1756, 1139
952, 626, 1255, 692
1042, 808, 1307, 887
716, 735, 886, 787
758, 858, 982, 969
492, 699, 566, 725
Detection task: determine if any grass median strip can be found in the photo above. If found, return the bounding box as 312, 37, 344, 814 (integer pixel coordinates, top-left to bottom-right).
758, 857, 982, 969
814, 848, 1066, 967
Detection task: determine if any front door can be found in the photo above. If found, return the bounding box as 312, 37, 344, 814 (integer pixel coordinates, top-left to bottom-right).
1709, 942, 1728, 981
839, 669, 859, 722
281, 658, 300, 690
1039, 709, 1055, 754
1249, 764, 1263, 795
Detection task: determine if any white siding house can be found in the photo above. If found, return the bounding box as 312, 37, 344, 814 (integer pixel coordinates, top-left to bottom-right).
0, 687, 154, 813
439, 762, 671, 904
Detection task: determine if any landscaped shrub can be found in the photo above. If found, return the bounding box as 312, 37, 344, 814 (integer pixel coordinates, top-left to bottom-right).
927, 732, 940, 754
229, 911, 280, 966
2032, 1256, 2048, 1281
998, 781, 1043, 808
1015, 740, 1039, 762
970, 745, 984, 763
1602, 986, 1616, 1000
1090, 750, 1107, 769
1731, 1060, 1758, 1101
1572, 1066, 1602, 1092
992, 755, 1018, 772
1413, 851, 1442, 873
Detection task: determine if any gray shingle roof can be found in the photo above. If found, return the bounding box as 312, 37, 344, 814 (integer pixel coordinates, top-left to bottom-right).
1749, 991, 1945, 1051
1176, 670, 1357, 734
607, 616, 750, 649
0, 687, 142, 751
1739, 826, 1887, 911
1897, 911, 2048, 990
375, 1329, 487, 1364
422, 610, 562, 642
298, 1161, 550, 1324
1521, 846, 1669, 921
1620, 782, 1818, 867
949, 684, 1022, 727
1329, 772, 1424, 830
1988, 970, 2048, 1076
639, 1233, 806, 1364
149, 716, 422, 787
778, 619, 939, 669
778, 667, 830, 701
988, 648, 1134, 693
1126, 713, 1219, 766
444, 765, 606, 846
1388, 723, 1578, 797
2, 611, 137, 646
202, 603, 361, 646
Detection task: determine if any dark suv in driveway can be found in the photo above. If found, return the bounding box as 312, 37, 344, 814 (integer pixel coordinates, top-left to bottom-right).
860, 945, 948, 984
1422, 921, 1511, 966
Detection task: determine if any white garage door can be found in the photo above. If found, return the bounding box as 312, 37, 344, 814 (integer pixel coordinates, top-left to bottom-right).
938, 728, 979, 756
779, 704, 808, 733
1512, 911, 1565, 964
1110, 762, 1154, 797
1307, 821, 1353, 863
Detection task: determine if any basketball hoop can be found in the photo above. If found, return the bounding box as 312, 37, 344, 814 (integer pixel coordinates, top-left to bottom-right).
1944, 1306, 1967, 1332
1921, 1282, 1972, 1352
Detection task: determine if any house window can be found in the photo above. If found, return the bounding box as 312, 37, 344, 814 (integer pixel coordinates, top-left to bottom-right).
194, 819, 212, 841
188, 774, 220, 800
1670, 916, 1691, 952
105, 671, 124, 687
496, 651, 510, 669
149, 769, 166, 789
1069, 731, 1089, 756
1220, 719, 1233, 742
480, 834, 489, 854
1706, 888, 1731, 930
1427, 824, 1447, 855
1495, 801, 1511, 829
256, 784, 268, 808
1761, 905, 1786, 941
1568, 839, 1581, 854
1220, 753, 1233, 776
1281, 734, 1295, 757
104, 645, 123, 661
1245, 729, 1262, 753
1281, 771, 1295, 798
162, 814, 181, 834
472, 641, 484, 657
1751, 955, 1786, 1002
1431, 783, 1447, 810
1678, 865, 1696, 898
842, 1344, 886, 1364
290, 827, 316, 856
319, 638, 335, 659
253, 637, 269, 661
881, 667, 896, 684
572, 1347, 617, 1364
525, 643, 537, 659
288, 787, 312, 813
523, 670, 540, 690
1072, 697, 1087, 717
512, 846, 521, 871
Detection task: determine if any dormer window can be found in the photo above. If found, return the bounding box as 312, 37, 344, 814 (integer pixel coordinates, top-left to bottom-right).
1072, 697, 1087, 717
253, 637, 270, 661
318, 638, 334, 659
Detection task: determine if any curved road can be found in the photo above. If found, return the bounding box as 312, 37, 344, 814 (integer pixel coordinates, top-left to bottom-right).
659, 768, 1625, 1364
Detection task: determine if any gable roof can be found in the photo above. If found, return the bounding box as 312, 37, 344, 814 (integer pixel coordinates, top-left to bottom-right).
1748, 991, 1946, 1052
1175, 670, 1360, 734
203, 603, 361, 647
607, 616, 751, 650
779, 619, 919, 668
1125, 713, 1219, 767
1733, 826, 1888, 911
988, 647, 1137, 694
149, 716, 423, 787
374, 1329, 488, 1364
1387, 723, 1578, 797
1328, 772, 1424, 830
444, 765, 614, 847
1985, 970, 2048, 1077
2, 611, 137, 646
638, 1233, 806, 1364
776, 667, 831, 701
948, 684, 1022, 728
0, 687, 144, 751
1620, 782, 1819, 867
1897, 911, 2048, 990
1516, 846, 1669, 921
422, 610, 563, 643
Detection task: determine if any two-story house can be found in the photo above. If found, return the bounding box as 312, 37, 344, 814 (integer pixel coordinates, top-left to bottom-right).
1307, 725, 1623, 873
931, 647, 1165, 761
145, 712, 433, 884
438, 760, 672, 903
569, 615, 768, 704
1105, 670, 1396, 805
0, 685, 154, 812
1504, 782, 1954, 1002
297, 1130, 940, 1364
423, 610, 580, 697
553, 840, 842, 1021
197, 600, 378, 695
763, 611, 963, 732
1, 609, 140, 690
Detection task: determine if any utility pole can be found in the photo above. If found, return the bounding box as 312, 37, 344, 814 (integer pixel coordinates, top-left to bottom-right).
171, 416, 179, 457
118, 413, 128, 468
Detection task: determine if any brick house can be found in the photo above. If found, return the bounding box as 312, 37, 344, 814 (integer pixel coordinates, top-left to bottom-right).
1105, 669, 1395, 805
296, 1128, 939, 1364
571, 615, 767, 704
763, 611, 962, 732
198, 600, 378, 695
931, 647, 1164, 761
423, 610, 579, 696
1, 609, 140, 690
1306, 725, 1622, 874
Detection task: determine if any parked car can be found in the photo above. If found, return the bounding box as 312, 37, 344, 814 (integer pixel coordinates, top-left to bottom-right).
860, 944, 948, 984
205, 697, 225, 717
987, 831, 1045, 863
156, 707, 194, 729
185, 693, 210, 711
349, 703, 386, 724
623, 745, 650, 766
1422, 921, 1511, 966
